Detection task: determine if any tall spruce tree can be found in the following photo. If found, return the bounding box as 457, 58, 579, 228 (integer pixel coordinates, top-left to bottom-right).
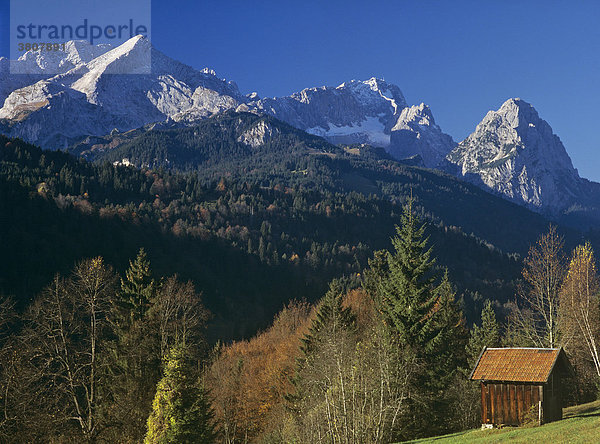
428, 272, 469, 433
430, 272, 468, 390
145, 345, 216, 444
377, 199, 439, 356
372, 199, 468, 438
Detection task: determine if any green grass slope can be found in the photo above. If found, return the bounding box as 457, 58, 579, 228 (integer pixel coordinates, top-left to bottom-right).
404, 401, 600, 443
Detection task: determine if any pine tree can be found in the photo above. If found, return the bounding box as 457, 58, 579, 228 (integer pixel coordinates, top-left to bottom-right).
362, 249, 389, 298
119, 248, 156, 323
467, 300, 501, 368
145, 345, 217, 444
430, 272, 468, 389
428, 273, 469, 433
377, 199, 438, 355
109, 248, 160, 442
372, 200, 468, 438
448, 299, 502, 431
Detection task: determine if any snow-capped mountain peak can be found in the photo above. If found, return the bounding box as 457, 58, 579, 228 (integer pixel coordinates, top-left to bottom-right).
10, 39, 113, 75
247, 77, 407, 147
71, 35, 153, 101
0, 36, 244, 148
81, 34, 151, 74
2, 36, 598, 219
337, 77, 406, 112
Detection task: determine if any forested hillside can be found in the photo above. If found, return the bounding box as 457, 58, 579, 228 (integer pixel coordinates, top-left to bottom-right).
1, 126, 549, 335
3, 112, 594, 332
76, 112, 580, 252
2, 116, 600, 442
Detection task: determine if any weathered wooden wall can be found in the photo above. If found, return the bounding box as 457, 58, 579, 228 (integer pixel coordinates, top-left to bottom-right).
481, 382, 543, 426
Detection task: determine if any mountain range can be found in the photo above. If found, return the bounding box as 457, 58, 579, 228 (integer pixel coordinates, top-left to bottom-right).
1, 35, 598, 223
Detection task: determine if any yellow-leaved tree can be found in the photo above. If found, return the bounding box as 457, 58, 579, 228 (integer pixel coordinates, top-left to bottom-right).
560, 242, 600, 377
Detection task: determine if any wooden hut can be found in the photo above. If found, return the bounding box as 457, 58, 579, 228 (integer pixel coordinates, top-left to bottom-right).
470, 347, 571, 427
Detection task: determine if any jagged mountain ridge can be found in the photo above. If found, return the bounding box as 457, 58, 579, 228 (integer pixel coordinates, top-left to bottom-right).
0, 40, 114, 108
245, 77, 406, 147
390, 103, 457, 169
67, 110, 566, 255
0, 36, 454, 165
1, 36, 599, 221
243, 78, 459, 168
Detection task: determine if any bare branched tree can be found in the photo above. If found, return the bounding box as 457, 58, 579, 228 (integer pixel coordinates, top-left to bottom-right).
21, 258, 117, 442
151, 275, 210, 362
292, 289, 415, 444
511, 226, 566, 348
0, 296, 18, 439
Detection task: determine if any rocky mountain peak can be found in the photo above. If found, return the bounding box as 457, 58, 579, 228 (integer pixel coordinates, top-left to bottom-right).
9, 39, 113, 76
3, 37, 594, 219
80, 34, 151, 76
387, 103, 455, 168
394, 103, 435, 127
338, 77, 407, 109
446, 98, 581, 212
483, 98, 546, 134
247, 77, 408, 147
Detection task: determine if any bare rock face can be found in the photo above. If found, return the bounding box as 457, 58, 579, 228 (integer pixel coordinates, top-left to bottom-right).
4, 38, 596, 220
388, 103, 456, 169
237, 120, 280, 148
0, 40, 113, 108
446, 98, 582, 212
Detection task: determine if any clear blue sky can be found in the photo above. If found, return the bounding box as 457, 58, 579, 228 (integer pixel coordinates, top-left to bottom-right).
1, 1, 600, 180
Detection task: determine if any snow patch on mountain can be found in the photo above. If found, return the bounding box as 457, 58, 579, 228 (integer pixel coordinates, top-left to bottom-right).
306, 115, 390, 146
10, 40, 113, 75
0, 35, 244, 148
3, 38, 458, 165
5, 37, 592, 218
71, 35, 153, 100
